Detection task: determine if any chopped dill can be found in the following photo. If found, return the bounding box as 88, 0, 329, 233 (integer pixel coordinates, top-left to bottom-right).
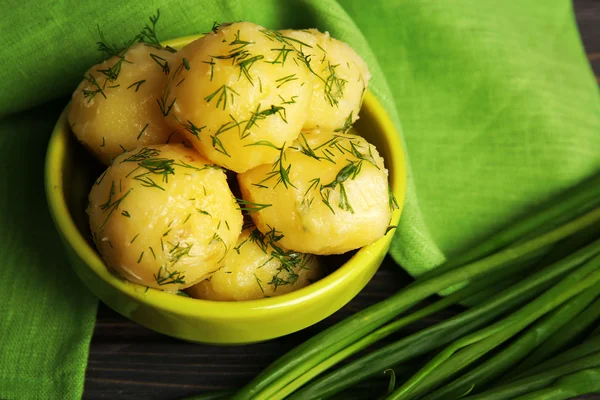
204, 84, 240, 110
127, 79, 146, 92
137, 123, 149, 140
236, 198, 272, 215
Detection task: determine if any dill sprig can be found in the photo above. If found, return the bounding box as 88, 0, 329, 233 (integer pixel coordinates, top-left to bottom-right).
293, 133, 325, 162
385, 225, 398, 235
204, 84, 240, 110
96, 57, 128, 83
389, 186, 399, 211
236, 198, 272, 215
168, 242, 193, 266
211, 134, 230, 157
276, 74, 298, 88
267, 230, 312, 291
179, 119, 206, 140
137, 123, 149, 140
133, 174, 165, 191
319, 160, 365, 214
127, 79, 146, 92
238, 55, 264, 84
95, 169, 108, 185
209, 233, 229, 262
301, 177, 321, 209
229, 29, 253, 52
215, 114, 244, 139
96, 27, 138, 58
210, 21, 222, 34
241, 104, 287, 139
323, 62, 348, 107
121, 147, 183, 190
208, 114, 245, 156
154, 265, 186, 286
202, 58, 216, 81
139, 10, 162, 48
150, 53, 170, 74
298, 52, 347, 107
246, 141, 295, 189
259, 29, 313, 49
254, 273, 265, 293
99, 182, 134, 229
234, 228, 268, 254
334, 112, 353, 133
278, 94, 298, 105
267, 45, 294, 66
121, 147, 160, 162
82, 73, 107, 102
157, 58, 189, 117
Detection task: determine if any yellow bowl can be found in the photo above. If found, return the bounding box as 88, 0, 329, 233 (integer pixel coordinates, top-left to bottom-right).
44, 35, 407, 344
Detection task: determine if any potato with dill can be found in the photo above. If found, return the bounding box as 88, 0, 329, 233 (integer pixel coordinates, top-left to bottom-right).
187, 227, 321, 301
69, 43, 177, 165
163, 21, 313, 173
88, 144, 243, 292
278, 29, 371, 132
238, 130, 394, 255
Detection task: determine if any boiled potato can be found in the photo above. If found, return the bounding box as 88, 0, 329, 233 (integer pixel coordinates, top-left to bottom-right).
279, 29, 371, 132
88, 144, 243, 291
187, 228, 321, 301
163, 21, 313, 173
238, 130, 391, 254
69, 43, 176, 165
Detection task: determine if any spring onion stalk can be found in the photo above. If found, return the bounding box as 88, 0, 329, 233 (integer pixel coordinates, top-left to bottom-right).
417, 173, 600, 281
463, 353, 600, 400
272, 253, 545, 399
232, 208, 600, 400
509, 335, 600, 380
327, 367, 413, 400
424, 280, 600, 400
512, 368, 600, 400
461, 225, 600, 307
386, 253, 600, 400
510, 296, 600, 377
282, 240, 600, 400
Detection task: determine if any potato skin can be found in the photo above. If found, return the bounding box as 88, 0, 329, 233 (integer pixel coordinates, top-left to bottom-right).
279, 29, 371, 132
238, 130, 391, 255
69, 43, 176, 165
88, 144, 243, 291
164, 22, 313, 173
187, 228, 321, 301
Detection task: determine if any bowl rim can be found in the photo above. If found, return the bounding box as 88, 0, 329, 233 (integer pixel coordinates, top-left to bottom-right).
44, 35, 407, 320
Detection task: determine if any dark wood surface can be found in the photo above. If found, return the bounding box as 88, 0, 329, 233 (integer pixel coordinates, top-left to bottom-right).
84, 1, 600, 399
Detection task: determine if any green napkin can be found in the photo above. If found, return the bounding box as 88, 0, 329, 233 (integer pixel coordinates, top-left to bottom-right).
0, 0, 598, 398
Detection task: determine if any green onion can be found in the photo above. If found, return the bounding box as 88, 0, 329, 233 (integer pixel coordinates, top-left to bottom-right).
509, 335, 600, 380
285, 239, 600, 400
510, 369, 600, 400
510, 296, 600, 377
276, 254, 542, 399
386, 253, 600, 399
424, 278, 600, 400
464, 353, 600, 400
233, 208, 600, 400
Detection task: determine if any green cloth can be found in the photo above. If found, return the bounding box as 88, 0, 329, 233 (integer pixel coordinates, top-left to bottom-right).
0, 0, 598, 398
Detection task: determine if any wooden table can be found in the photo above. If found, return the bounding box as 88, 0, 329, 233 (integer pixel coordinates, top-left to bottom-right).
84, 1, 600, 398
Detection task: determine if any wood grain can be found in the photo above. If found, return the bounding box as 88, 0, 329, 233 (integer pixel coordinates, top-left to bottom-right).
85, 1, 600, 399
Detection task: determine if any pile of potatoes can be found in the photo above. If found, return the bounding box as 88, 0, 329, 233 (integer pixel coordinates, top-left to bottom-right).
71, 21, 393, 301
